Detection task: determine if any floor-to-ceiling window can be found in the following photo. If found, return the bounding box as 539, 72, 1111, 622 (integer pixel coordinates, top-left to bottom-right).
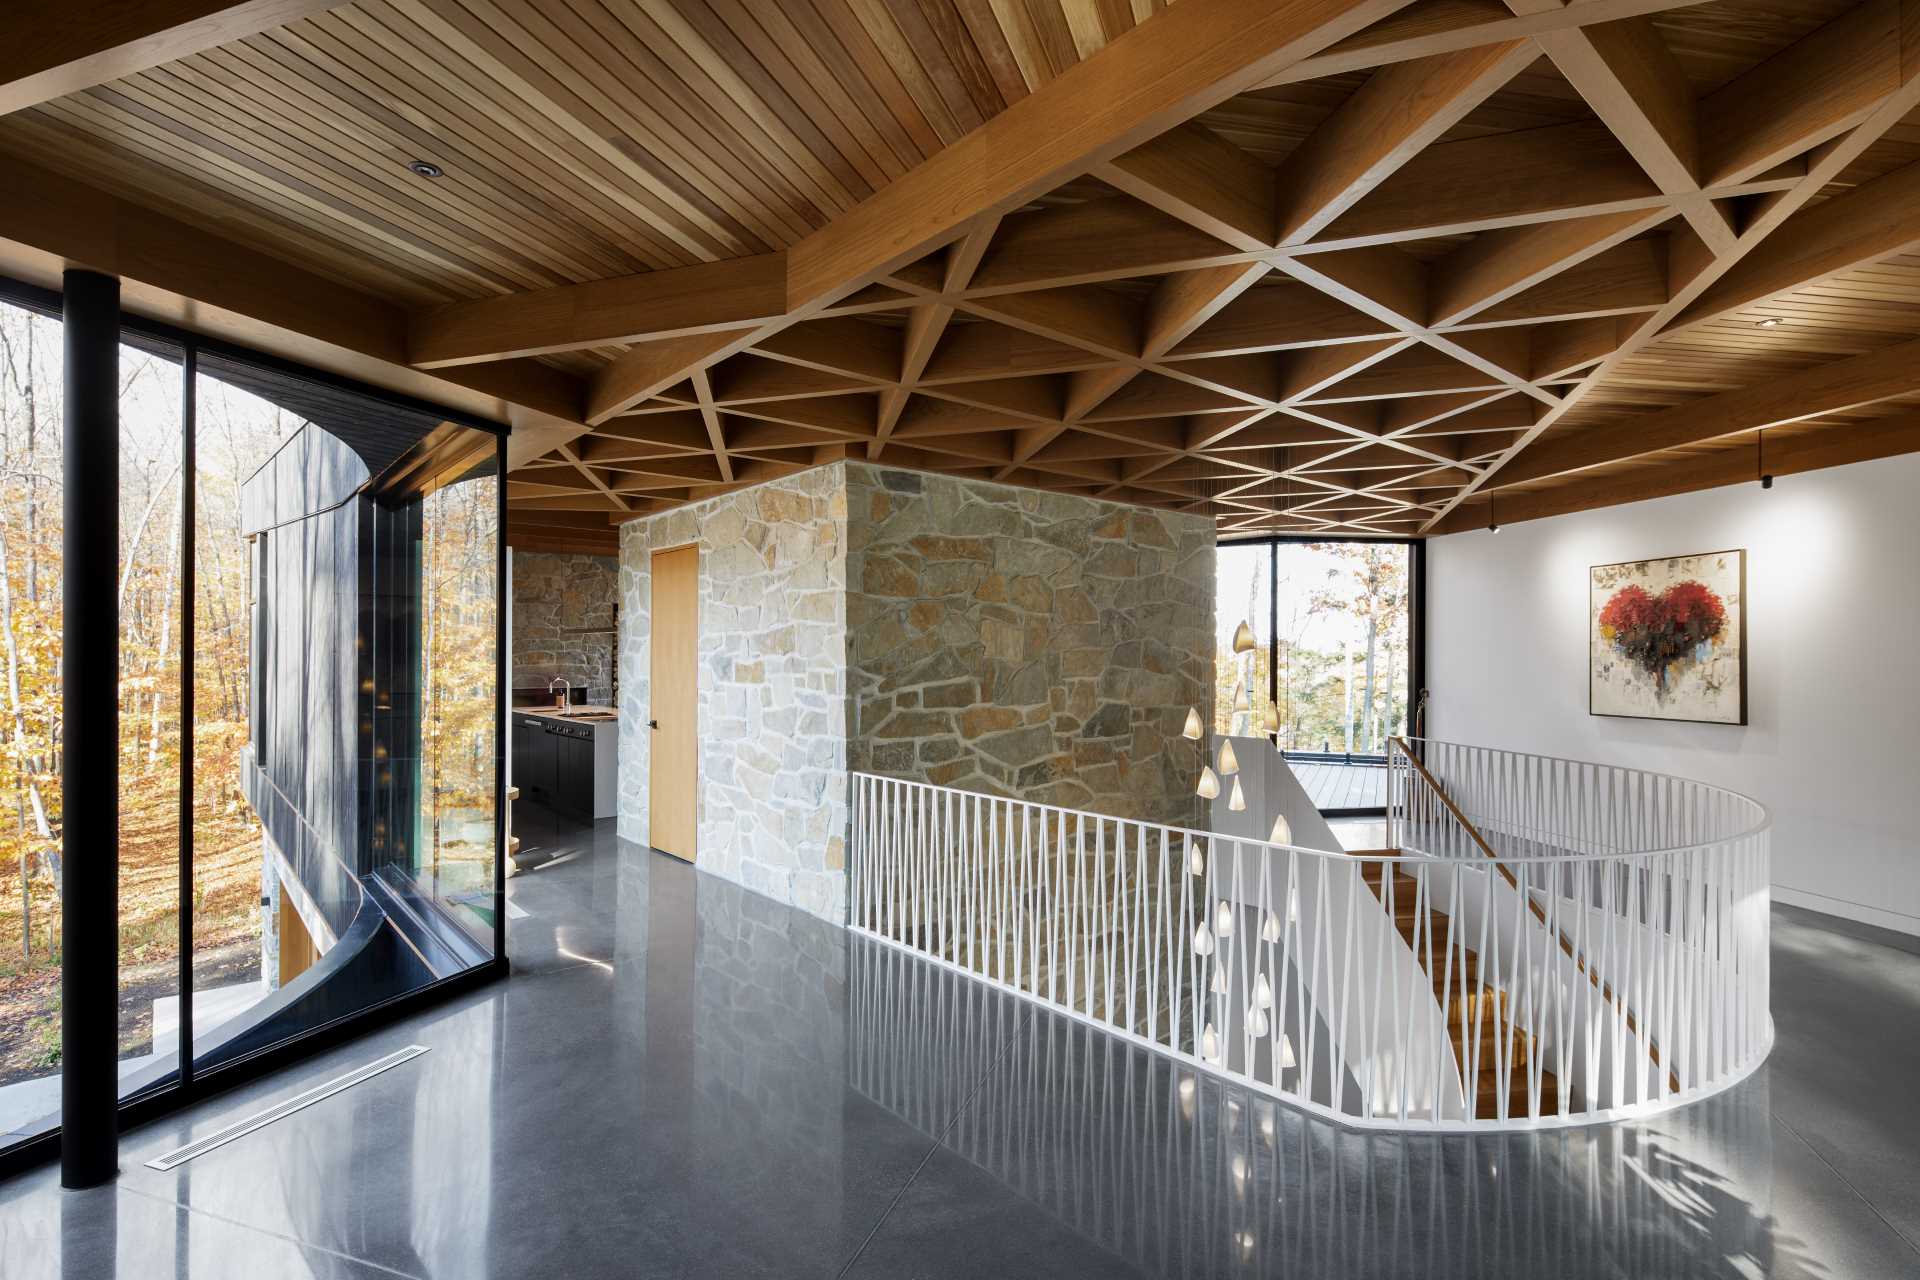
1213, 536, 1422, 811
0, 279, 507, 1170
1272, 541, 1416, 755
0, 298, 65, 1146
115, 336, 187, 1104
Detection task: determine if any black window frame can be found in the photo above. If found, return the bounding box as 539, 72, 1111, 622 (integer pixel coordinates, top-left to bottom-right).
1217, 532, 1427, 818
0, 273, 511, 1181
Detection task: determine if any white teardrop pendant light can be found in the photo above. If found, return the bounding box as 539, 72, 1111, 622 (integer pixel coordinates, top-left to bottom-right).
1211, 964, 1231, 995
1186, 836, 1206, 877
1217, 739, 1239, 776
1246, 1005, 1270, 1039
1232, 619, 1257, 653
1260, 704, 1279, 734
1202, 1022, 1221, 1062
1197, 766, 1221, 800
1233, 681, 1250, 712
1182, 706, 1204, 740
1229, 776, 1246, 811
1192, 923, 1215, 956
1252, 972, 1273, 1010
1260, 911, 1282, 944
1268, 813, 1291, 846
1214, 899, 1234, 938
1279, 1035, 1297, 1071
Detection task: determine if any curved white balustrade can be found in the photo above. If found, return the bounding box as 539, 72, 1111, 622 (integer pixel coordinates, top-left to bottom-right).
848, 740, 1770, 1132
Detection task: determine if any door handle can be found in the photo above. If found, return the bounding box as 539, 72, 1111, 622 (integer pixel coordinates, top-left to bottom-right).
649, 719, 659, 729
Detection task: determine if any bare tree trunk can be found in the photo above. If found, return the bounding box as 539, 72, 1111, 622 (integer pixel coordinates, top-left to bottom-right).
1362, 612, 1379, 752
147, 506, 182, 769
0, 518, 54, 842
119, 460, 181, 613
1342, 638, 1354, 754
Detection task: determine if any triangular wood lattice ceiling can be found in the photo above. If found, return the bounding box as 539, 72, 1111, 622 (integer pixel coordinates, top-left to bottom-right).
5, 0, 1920, 551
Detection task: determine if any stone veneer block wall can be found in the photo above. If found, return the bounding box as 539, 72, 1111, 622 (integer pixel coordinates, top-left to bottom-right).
511, 550, 619, 703
618, 467, 849, 922
843, 463, 1214, 830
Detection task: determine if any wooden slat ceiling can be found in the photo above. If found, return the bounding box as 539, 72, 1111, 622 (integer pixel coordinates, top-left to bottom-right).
5, 0, 1920, 552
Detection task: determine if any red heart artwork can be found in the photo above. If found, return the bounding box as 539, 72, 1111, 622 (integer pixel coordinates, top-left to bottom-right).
1597, 580, 1727, 695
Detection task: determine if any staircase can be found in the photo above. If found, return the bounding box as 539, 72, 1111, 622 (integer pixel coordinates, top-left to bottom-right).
1356, 856, 1559, 1120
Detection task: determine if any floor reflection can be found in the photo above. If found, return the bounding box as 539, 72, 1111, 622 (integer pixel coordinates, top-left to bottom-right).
849, 934, 1819, 1280
1, 832, 1914, 1278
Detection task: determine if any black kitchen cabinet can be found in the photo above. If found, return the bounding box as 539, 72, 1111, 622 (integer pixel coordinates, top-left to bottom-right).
513, 715, 555, 800
554, 735, 594, 817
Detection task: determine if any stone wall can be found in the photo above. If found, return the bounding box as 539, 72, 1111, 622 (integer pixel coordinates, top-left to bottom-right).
844, 463, 1214, 829
618, 468, 849, 922
512, 551, 619, 703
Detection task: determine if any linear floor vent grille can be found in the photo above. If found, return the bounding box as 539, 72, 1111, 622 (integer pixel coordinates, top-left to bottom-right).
145, 1044, 430, 1171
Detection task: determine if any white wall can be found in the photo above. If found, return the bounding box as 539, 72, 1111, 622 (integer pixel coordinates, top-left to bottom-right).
1428, 453, 1920, 937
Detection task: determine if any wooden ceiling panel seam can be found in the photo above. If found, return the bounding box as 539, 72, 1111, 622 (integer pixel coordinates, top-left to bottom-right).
433, 0, 776, 256
185, 39, 647, 282
386, 0, 742, 261
98, 67, 584, 292
24, 93, 480, 300
477, 0, 812, 246
277, 11, 689, 267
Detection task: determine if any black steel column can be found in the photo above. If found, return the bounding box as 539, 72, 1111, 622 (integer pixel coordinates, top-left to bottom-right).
61, 268, 120, 1188
178, 345, 197, 1087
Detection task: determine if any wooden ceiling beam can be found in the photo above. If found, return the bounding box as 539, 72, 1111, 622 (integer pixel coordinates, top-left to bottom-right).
587, 329, 746, 424
1487, 334, 1920, 487
1697, 0, 1903, 186
1425, 205, 1670, 327
1424, 27, 1920, 530
784, 0, 1413, 311
1670, 157, 1920, 332
1276, 40, 1536, 245
1433, 411, 1920, 533
407, 252, 786, 367
872, 215, 997, 459
1523, 11, 1738, 254
1459, 237, 1669, 327
1097, 123, 1276, 252
0, 0, 346, 114
1267, 0, 1718, 85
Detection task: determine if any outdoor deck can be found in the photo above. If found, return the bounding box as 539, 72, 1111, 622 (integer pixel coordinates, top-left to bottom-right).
1289, 759, 1388, 811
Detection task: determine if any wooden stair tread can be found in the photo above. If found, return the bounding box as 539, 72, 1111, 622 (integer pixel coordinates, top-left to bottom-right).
1354, 849, 1560, 1120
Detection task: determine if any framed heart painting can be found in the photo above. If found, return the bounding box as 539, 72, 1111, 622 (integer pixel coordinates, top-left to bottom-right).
1590, 550, 1746, 725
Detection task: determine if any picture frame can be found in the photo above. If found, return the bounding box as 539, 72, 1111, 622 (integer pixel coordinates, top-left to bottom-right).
1589, 549, 1747, 725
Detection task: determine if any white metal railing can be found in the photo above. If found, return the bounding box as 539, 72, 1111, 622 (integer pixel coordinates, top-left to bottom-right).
849, 752, 1770, 1132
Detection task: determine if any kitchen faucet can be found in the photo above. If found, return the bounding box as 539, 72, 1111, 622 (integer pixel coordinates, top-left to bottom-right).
548, 675, 572, 710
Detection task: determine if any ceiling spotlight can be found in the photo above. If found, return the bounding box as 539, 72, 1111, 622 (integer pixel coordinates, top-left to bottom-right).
407, 159, 445, 178
1761, 474, 1774, 489
1489, 521, 1501, 534
1754, 317, 1782, 328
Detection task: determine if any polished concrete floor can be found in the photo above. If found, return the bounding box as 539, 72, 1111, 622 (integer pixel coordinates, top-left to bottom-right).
3, 806, 1919, 1278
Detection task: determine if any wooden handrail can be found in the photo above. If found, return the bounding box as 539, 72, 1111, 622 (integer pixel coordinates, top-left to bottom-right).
1386, 737, 1680, 1094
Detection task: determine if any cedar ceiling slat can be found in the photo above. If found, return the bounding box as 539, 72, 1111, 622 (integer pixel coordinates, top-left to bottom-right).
7, 0, 1920, 534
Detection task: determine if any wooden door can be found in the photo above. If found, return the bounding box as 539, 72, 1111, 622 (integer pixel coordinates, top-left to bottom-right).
649, 545, 699, 860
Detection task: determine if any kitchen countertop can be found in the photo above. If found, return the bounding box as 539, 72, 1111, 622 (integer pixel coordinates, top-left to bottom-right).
517, 704, 619, 722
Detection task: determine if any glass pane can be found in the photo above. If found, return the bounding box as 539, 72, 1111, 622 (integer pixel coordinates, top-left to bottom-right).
189, 376, 499, 1072
188, 373, 300, 1051
411, 446, 499, 942
118, 339, 185, 1100
1213, 543, 1272, 736
1273, 542, 1413, 755
0, 298, 63, 1147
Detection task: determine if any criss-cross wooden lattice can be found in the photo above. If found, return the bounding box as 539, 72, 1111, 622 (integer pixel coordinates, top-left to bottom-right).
370, 0, 1920, 545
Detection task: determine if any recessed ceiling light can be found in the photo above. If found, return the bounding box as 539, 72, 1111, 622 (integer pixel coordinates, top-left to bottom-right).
1754, 317, 1782, 328
407, 159, 444, 178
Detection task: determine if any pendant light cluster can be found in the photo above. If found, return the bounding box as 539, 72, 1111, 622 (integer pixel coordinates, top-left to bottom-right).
1185, 611, 1274, 805
1186, 835, 1287, 1070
